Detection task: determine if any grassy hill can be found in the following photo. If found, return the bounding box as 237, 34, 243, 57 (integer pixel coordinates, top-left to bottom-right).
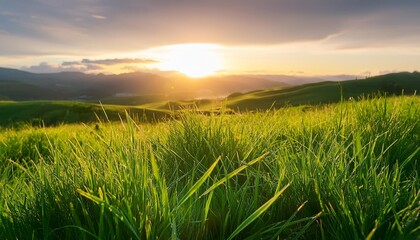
0, 101, 171, 127
226, 72, 420, 110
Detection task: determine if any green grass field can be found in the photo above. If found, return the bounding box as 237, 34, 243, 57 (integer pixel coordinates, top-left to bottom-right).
1, 95, 419, 239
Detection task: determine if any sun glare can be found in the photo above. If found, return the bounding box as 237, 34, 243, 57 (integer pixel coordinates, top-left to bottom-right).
156, 44, 223, 78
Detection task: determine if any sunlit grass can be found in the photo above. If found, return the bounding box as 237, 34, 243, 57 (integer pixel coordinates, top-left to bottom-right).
0, 96, 419, 239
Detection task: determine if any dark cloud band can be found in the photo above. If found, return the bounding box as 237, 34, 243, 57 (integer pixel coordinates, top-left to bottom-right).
81, 58, 157, 65
21, 57, 157, 73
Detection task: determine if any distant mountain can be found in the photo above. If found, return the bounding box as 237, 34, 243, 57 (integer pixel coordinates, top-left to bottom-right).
0, 67, 287, 101
226, 72, 420, 110
2, 67, 417, 107
0, 68, 170, 99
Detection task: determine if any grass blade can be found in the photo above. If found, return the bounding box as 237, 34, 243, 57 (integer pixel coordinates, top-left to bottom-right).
175, 156, 221, 209
200, 152, 268, 197
227, 182, 291, 240
77, 188, 140, 240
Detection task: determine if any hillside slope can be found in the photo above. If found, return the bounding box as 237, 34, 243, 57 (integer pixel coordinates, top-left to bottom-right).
0, 101, 171, 127
226, 72, 420, 110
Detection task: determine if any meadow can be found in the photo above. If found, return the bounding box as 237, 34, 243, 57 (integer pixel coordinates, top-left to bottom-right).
0, 95, 419, 239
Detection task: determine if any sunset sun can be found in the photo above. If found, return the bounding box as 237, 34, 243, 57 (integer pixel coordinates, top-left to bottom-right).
157, 44, 223, 78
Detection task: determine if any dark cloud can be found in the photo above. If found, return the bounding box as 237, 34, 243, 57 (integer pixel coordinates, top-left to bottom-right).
21, 62, 87, 73
1, 0, 420, 56
61, 61, 80, 66
81, 58, 157, 65
21, 57, 156, 73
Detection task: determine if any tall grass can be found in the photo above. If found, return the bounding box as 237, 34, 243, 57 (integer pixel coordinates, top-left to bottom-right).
0, 96, 419, 239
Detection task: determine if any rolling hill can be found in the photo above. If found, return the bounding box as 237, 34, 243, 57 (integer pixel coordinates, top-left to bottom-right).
225, 72, 420, 110
0, 71, 419, 127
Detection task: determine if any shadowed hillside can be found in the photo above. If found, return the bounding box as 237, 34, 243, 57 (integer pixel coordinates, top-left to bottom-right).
0, 80, 63, 100
0, 101, 171, 127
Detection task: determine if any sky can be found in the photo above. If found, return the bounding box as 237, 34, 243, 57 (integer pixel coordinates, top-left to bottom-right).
1, 0, 420, 76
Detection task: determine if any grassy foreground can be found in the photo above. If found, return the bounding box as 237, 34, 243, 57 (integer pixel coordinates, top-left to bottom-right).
0, 96, 419, 239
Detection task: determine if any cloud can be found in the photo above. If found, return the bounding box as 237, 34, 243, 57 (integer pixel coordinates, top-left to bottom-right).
1, 0, 419, 57
94, 0, 420, 46
21, 57, 157, 73
91, 14, 106, 20
81, 58, 157, 65
322, 7, 420, 51
61, 61, 80, 66
21, 62, 87, 73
